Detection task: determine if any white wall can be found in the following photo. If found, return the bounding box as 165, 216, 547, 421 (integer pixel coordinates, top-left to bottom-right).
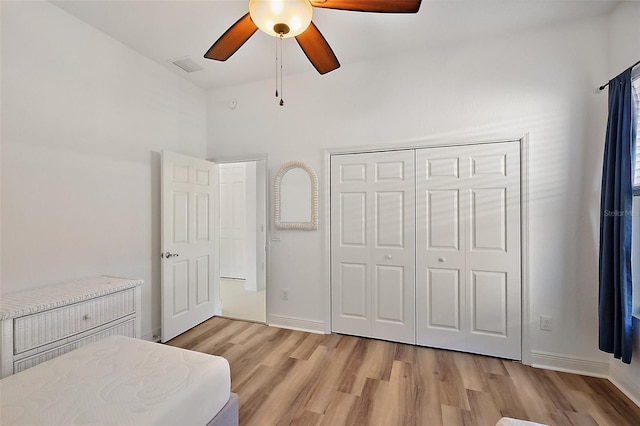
609, 1, 640, 406
0, 1, 207, 340
207, 14, 613, 358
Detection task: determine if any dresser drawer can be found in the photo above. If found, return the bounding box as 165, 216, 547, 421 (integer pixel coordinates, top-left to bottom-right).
14, 319, 136, 373
13, 289, 135, 354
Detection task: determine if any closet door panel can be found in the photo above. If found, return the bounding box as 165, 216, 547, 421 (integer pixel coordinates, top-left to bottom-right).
427, 189, 460, 250
374, 265, 405, 322
340, 192, 367, 246
339, 263, 368, 319
331, 150, 415, 343
331, 171, 371, 337
470, 188, 507, 252
416, 148, 467, 350
416, 141, 521, 360
470, 270, 507, 336
427, 268, 461, 330
465, 142, 521, 360
375, 191, 405, 247
370, 151, 415, 344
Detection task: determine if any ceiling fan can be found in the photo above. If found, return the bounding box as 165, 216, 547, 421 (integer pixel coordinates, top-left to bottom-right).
204, 0, 423, 75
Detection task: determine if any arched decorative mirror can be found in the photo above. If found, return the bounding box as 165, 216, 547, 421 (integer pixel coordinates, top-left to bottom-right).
273, 161, 318, 230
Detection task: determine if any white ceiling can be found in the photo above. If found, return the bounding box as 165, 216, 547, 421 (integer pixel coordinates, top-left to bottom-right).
51, 0, 620, 90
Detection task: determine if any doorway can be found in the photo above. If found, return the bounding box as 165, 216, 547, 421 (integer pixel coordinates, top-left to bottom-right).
218, 160, 267, 323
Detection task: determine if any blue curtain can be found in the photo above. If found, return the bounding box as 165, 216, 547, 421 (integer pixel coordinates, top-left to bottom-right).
599, 68, 636, 364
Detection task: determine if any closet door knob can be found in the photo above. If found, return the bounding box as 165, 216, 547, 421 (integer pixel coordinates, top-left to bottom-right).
438, 257, 447, 262
384, 254, 393, 260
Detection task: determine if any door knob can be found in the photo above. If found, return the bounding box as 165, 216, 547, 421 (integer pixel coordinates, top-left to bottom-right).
163, 252, 179, 258
384, 254, 393, 260
438, 257, 447, 262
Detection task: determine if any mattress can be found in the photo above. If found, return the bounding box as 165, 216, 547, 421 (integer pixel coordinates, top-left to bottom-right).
496, 418, 548, 426
0, 335, 231, 426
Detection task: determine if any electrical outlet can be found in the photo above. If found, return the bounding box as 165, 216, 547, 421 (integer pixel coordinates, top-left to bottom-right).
282, 288, 289, 301
540, 315, 553, 331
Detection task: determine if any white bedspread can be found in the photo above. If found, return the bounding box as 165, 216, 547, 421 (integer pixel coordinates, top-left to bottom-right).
0, 335, 231, 426
496, 417, 548, 426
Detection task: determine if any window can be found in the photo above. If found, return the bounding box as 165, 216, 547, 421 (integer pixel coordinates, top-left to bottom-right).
633, 67, 640, 192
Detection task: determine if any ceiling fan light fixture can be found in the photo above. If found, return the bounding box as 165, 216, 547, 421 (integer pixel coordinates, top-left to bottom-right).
249, 0, 313, 38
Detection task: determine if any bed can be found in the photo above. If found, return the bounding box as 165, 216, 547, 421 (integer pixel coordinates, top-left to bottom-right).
0, 335, 238, 426
496, 418, 547, 426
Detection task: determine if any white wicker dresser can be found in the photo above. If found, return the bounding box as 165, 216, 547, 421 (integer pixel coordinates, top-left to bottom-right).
0, 276, 142, 378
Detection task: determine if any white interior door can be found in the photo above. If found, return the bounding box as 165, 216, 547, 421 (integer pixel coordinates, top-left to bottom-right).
219, 163, 246, 279
416, 141, 521, 360
331, 150, 415, 344
255, 160, 267, 292
161, 151, 218, 342
242, 162, 258, 291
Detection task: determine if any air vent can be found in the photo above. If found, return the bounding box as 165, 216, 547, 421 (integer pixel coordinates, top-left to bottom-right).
171, 57, 204, 73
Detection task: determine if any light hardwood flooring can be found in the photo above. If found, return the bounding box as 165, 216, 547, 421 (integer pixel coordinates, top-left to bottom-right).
167, 317, 640, 426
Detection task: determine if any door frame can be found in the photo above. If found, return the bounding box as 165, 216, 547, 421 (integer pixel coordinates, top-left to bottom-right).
324, 135, 531, 365
209, 154, 270, 323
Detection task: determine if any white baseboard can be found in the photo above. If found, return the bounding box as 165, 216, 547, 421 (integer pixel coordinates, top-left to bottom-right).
142, 328, 161, 343
529, 350, 609, 377
268, 315, 326, 334
609, 361, 640, 407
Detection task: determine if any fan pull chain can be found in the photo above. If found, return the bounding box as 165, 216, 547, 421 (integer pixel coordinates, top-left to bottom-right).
273, 33, 285, 106
275, 37, 278, 98
279, 33, 284, 107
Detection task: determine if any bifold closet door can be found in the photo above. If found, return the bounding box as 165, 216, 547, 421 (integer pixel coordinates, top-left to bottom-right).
416, 141, 521, 360
331, 150, 415, 344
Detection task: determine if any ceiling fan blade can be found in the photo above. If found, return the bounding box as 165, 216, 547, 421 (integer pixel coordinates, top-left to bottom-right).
310, 0, 422, 13
204, 13, 258, 61
296, 22, 340, 75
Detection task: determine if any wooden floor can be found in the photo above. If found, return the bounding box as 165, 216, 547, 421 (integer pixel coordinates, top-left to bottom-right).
167, 317, 640, 426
